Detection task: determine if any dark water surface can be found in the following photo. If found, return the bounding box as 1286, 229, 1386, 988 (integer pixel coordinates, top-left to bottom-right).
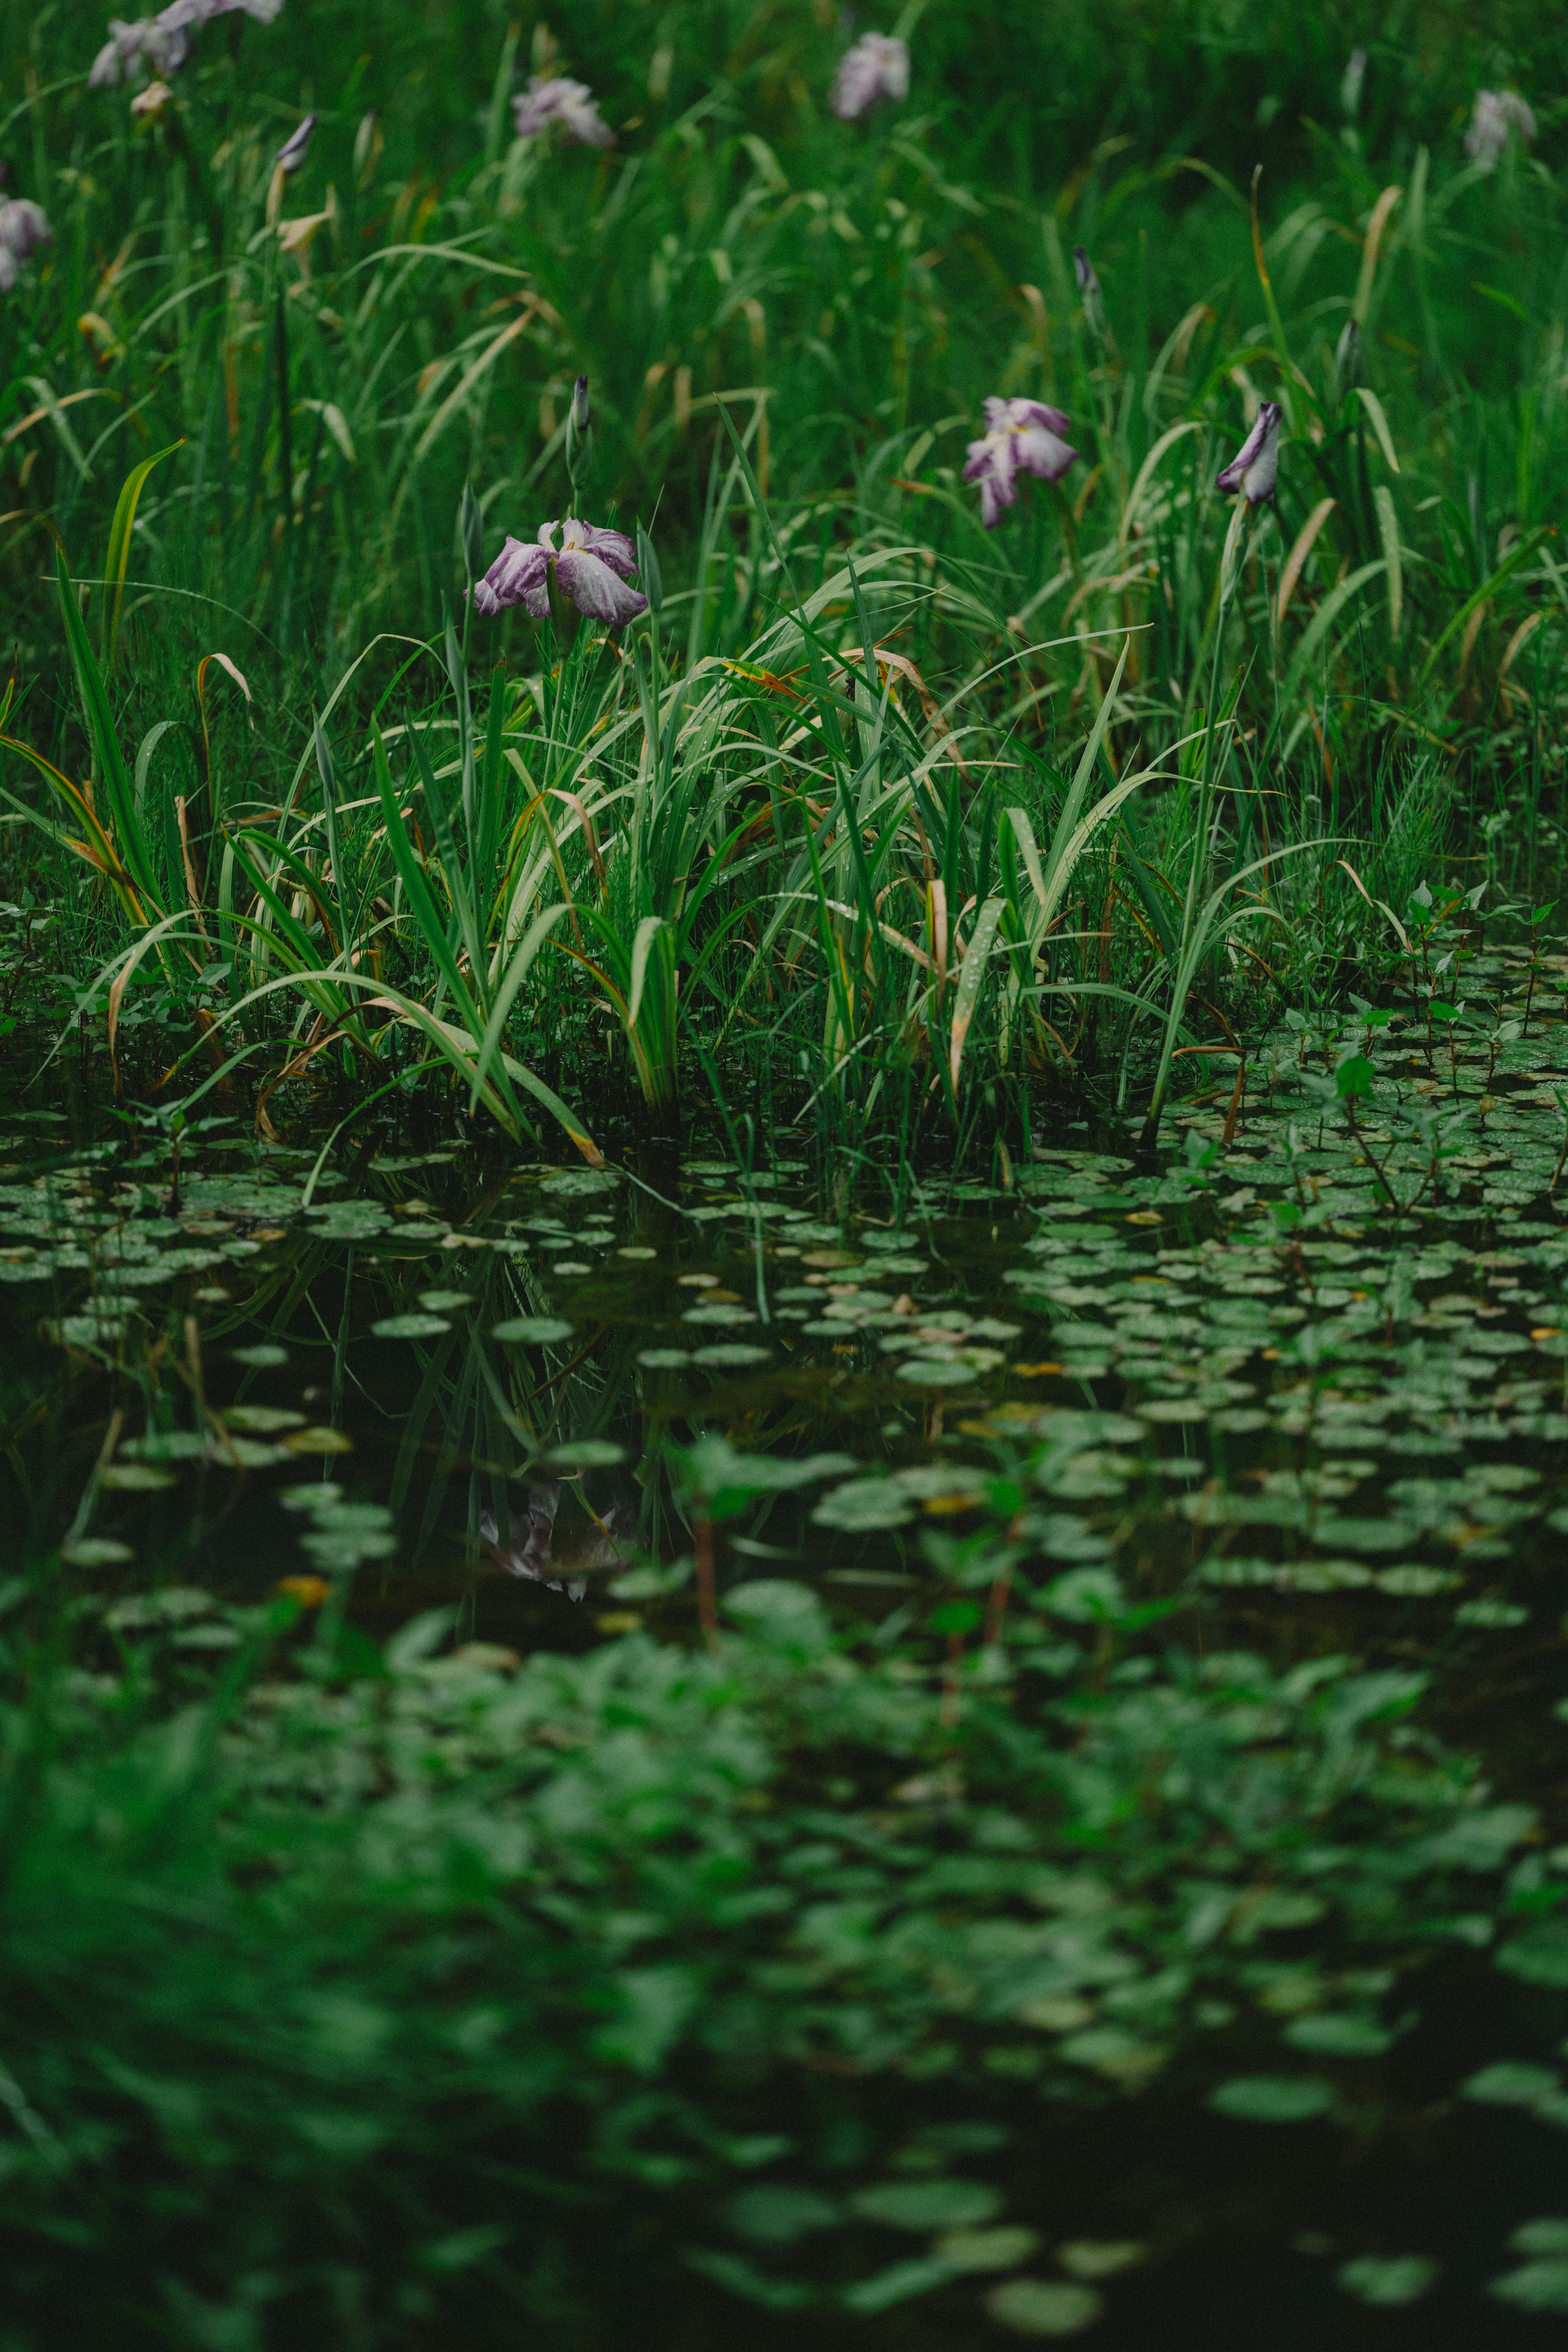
7, 949, 1568, 2343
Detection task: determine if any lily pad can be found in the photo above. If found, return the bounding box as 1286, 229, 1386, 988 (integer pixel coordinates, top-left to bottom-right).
1490, 2259, 1568, 2314
1462, 2063, 1561, 2106
538, 1441, 626, 1471
371, 1313, 452, 1340
222, 1405, 306, 1434
100, 1463, 176, 1492
1455, 1599, 1529, 1628
120, 1432, 212, 1462
1337, 2257, 1439, 2307
61, 1537, 136, 1567
850, 2179, 1001, 2231
814, 1480, 915, 1532
1056, 2241, 1145, 2281
724, 2186, 840, 2246
1207, 2075, 1335, 2123
1378, 1565, 1463, 1597
1512, 2222, 1568, 2256
223, 1437, 290, 1470
932, 2227, 1041, 2273
1283, 2013, 1393, 2058
984, 2279, 1103, 2337
492, 1316, 575, 1345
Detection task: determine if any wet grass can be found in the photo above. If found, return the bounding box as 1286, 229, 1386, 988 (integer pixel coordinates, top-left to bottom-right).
0, 0, 1566, 1163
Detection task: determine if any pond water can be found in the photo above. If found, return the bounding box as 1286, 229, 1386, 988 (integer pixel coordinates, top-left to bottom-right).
7, 946, 1568, 2343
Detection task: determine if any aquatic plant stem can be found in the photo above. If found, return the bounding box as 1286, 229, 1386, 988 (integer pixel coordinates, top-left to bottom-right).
1139, 499, 1248, 1150
695, 1513, 719, 1644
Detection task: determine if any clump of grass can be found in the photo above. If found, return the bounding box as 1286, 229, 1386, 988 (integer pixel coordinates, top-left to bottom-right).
1, 0, 1564, 1156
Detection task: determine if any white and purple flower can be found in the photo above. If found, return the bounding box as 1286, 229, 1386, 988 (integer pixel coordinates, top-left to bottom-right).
274, 112, 316, 173
1216, 401, 1282, 504
89, 15, 187, 86
1466, 88, 1536, 168
90, 0, 282, 89
473, 519, 648, 628
154, 0, 285, 30
830, 32, 909, 123
0, 194, 51, 293
962, 397, 1078, 529
1073, 244, 1107, 340
512, 75, 613, 148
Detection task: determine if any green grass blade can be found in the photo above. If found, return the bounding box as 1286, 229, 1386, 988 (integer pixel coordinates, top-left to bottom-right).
54, 547, 162, 913
102, 439, 184, 670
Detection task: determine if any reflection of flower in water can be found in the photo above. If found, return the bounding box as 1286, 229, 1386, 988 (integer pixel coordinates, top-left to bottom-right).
481, 1485, 635, 1601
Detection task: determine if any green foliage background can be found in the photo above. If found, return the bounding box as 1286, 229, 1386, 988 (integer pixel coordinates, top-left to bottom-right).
3, 17, 1568, 2330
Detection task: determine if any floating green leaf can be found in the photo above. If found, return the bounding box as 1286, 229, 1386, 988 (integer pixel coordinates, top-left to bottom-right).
724, 2186, 840, 2246
1207, 2076, 1335, 2123
1337, 2256, 1438, 2306
984, 2278, 1104, 2336
933, 2227, 1042, 2273
850, 2179, 1002, 2231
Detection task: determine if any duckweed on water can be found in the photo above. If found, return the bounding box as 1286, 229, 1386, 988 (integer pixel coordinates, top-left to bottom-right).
7, 951, 1568, 2342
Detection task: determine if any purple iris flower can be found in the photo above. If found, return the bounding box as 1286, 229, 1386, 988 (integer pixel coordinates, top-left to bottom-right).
473, 520, 648, 628
512, 75, 613, 148
962, 397, 1078, 529
1466, 89, 1536, 167
1215, 402, 1282, 504
1073, 245, 1107, 339
274, 113, 316, 172
0, 196, 51, 292
90, 0, 281, 88
830, 32, 909, 122
154, 0, 285, 28
89, 16, 188, 86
